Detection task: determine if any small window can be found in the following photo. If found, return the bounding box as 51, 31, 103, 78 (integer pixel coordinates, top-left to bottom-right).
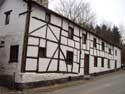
102, 42, 105, 51
94, 56, 98, 67
66, 51, 73, 65
45, 12, 50, 23
5, 10, 12, 25
39, 47, 46, 58
68, 26, 74, 39
82, 34, 87, 44
115, 50, 117, 56
108, 59, 110, 68
101, 57, 104, 67
109, 48, 111, 54
93, 38, 97, 48
9, 45, 19, 63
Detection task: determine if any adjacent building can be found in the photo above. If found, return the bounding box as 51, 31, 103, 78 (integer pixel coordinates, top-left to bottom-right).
0, 0, 121, 89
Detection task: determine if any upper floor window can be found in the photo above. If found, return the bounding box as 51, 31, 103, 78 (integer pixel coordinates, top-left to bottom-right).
66, 51, 73, 65
82, 34, 87, 44
94, 56, 98, 67
109, 48, 111, 54
4, 10, 12, 25
102, 42, 105, 51
45, 12, 51, 23
115, 50, 117, 56
68, 26, 74, 39
9, 45, 19, 63
93, 38, 97, 48
39, 47, 46, 58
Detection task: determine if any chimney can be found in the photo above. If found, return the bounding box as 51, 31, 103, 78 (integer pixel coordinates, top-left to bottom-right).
33, 0, 48, 7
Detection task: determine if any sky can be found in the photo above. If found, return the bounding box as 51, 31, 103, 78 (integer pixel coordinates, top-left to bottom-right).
49, 0, 125, 37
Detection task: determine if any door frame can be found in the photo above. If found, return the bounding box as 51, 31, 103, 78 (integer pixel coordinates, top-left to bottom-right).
84, 54, 90, 75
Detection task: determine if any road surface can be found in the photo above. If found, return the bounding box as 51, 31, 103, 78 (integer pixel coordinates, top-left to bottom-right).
40, 70, 125, 94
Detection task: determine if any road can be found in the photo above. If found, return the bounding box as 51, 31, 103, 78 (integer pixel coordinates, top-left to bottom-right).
40, 70, 125, 94
0, 70, 125, 94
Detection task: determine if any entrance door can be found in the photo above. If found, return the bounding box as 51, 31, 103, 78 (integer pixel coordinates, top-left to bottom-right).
84, 54, 89, 75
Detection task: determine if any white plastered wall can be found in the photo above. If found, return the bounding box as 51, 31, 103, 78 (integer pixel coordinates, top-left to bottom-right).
0, 0, 27, 82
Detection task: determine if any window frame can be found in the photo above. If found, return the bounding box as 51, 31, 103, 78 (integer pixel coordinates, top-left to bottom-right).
115, 50, 117, 56
109, 48, 111, 54
93, 38, 97, 48
102, 42, 105, 51
68, 26, 74, 40
9, 45, 19, 63
39, 47, 46, 58
82, 34, 87, 44
101, 57, 104, 67
4, 10, 12, 25
45, 12, 51, 23
66, 51, 74, 65
94, 56, 98, 67
108, 59, 110, 68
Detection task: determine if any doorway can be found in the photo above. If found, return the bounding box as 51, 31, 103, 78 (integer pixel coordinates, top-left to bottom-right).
84, 54, 89, 75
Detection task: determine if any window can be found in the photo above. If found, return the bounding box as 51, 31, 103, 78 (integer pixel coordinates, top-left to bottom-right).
115, 60, 117, 68
109, 48, 111, 54
101, 57, 104, 67
102, 42, 105, 51
94, 56, 98, 67
68, 26, 74, 39
45, 12, 50, 22
66, 51, 73, 65
108, 59, 110, 68
39, 47, 46, 58
5, 10, 12, 25
93, 38, 97, 48
9, 45, 19, 63
82, 34, 87, 44
115, 50, 117, 56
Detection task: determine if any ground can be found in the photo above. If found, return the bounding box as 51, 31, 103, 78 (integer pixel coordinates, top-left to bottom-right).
0, 70, 125, 94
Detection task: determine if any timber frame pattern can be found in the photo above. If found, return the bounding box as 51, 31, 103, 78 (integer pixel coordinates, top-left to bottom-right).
22, 0, 81, 74
21, 0, 121, 75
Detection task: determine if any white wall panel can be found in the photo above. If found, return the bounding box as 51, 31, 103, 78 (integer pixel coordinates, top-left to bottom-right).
51, 15, 62, 27
27, 46, 38, 57
40, 39, 45, 47
26, 59, 37, 71
48, 60, 58, 71
39, 58, 50, 72
28, 37, 39, 45
31, 26, 46, 38
60, 61, 67, 71
47, 42, 58, 58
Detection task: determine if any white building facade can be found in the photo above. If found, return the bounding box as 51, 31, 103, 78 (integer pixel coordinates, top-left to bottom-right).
0, 0, 121, 89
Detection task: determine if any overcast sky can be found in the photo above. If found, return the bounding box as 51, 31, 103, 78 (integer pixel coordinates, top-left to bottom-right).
49, 0, 125, 37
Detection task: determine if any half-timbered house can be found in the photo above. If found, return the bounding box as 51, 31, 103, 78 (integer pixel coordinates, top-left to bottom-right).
0, 0, 121, 89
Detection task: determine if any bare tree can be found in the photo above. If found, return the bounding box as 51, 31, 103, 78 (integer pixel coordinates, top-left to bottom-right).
53, 0, 95, 26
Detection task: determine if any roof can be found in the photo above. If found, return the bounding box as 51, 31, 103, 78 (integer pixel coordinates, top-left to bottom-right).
24, 0, 121, 49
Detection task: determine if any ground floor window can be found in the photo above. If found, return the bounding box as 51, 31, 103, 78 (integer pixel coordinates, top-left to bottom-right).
66, 51, 73, 65
9, 45, 19, 63
39, 47, 46, 58
94, 56, 98, 67
108, 59, 110, 68
101, 57, 104, 67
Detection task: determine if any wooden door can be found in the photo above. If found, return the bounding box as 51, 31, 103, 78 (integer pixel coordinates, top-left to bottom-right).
84, 54, 89, 75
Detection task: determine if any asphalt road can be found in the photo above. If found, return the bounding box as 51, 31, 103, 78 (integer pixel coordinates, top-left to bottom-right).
41, 70, 125, 94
